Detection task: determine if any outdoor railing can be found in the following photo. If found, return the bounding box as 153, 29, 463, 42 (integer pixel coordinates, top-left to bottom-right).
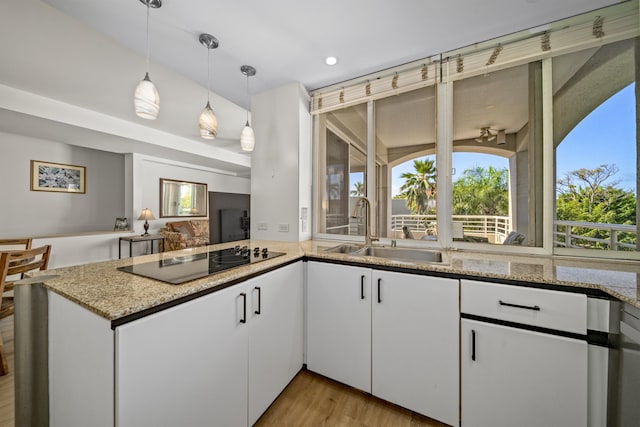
554, 220, 637, 251
333, 214, 637, 250
391, 214, 510, 243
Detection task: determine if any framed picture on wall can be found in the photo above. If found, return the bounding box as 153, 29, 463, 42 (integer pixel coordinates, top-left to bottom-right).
30, 160, 86, 194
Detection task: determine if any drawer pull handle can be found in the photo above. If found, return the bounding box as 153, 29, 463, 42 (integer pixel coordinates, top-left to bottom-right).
240, 293, 247, 324
499, 300, 540, 311
360, 275, 365, 300
471, 329, 476, 361
377, 278, 382, 304
254, 287, 261, 315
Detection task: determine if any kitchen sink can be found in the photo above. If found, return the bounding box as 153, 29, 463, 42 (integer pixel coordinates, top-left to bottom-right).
356, 246, 443, 264
323, 244, 366, 254
323, 244, 443, 264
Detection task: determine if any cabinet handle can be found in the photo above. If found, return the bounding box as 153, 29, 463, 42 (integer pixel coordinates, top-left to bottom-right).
240, 292, 247, 324
377, 278, 382, 303
499, 300, 541, 311
360, 275, 365, 300
254, 286, 261, 315
471, 329, 476, 361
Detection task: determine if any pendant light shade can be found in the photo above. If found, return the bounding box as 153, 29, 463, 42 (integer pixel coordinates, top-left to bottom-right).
198, 34, 219, 140
134, 0, 161, 120
199, 101, 218, 139
134, 72, 160, 119
240, 65, 257, 152
240, 121, 255, 151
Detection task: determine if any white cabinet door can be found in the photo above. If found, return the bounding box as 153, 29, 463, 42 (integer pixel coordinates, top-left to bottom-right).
372, 271, 459, 426
307, 261, 372, 392
116, 283, 250, 427
248, 262, 304, 425
461, 319, 587, 427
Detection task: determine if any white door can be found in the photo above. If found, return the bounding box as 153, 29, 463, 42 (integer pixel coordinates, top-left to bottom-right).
116, 283, 250, 427
248, 262, 304, 425
461, 319, 587, 427
372, 271, 459, 426
306, 261, 372, 392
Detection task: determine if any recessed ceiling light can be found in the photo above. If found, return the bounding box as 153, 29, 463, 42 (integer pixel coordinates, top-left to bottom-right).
325, 56, 338, 66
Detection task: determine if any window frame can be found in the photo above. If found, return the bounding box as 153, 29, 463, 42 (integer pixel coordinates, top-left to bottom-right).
311, 2, 639, 260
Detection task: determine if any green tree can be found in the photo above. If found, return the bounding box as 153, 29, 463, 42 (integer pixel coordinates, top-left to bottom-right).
398, 159, 437, 215
556, 164, 636, 249
453, 166, 508, 216
350, 181, 365, 196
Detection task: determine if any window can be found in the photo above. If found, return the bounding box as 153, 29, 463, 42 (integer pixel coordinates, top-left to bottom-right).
553, 38, 638, 253
376, 86, 437, 241
316, 104, 368, 236
312, 1, 639, 259
452, 63, 543, 247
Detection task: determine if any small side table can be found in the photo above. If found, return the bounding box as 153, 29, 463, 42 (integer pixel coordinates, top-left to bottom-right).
119, 235, 165, 259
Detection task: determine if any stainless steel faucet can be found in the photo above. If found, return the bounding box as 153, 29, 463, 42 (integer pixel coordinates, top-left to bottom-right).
351, 196, 379, 247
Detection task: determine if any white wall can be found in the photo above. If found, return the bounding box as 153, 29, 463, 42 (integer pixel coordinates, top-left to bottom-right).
33, 232, 131, 269
0, 131, 125, 238
251, 82, 312, 242
298, 87, 312, 241
0, 134, 249, 266
128, 153, 251, 236
23, 153, 250, 267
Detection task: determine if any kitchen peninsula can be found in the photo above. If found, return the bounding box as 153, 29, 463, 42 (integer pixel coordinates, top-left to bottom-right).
18, 240, 640, 427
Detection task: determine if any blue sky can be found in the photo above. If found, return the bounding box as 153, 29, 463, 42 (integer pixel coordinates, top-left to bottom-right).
376, 82, 636, 196
556, 83, 636, 192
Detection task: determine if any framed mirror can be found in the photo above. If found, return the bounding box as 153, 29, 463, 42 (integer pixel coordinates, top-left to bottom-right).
160, 178, 208, 218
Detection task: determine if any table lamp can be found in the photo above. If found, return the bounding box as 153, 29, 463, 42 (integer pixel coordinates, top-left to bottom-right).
137, 208, 156, 236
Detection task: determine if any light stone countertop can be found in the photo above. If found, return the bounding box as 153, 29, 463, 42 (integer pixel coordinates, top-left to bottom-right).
28, 239, 640, 322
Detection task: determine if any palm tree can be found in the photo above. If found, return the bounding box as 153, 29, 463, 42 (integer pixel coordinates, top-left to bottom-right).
350, 181, 365, 196
452, 166, 508, 215
399, 159, 437, 215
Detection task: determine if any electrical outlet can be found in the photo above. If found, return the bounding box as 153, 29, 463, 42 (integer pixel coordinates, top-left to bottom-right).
278, 223, 289, 232
257, 222, 268, 231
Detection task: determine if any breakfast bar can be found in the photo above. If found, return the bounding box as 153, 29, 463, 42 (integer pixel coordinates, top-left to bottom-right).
15, 240, 640, 426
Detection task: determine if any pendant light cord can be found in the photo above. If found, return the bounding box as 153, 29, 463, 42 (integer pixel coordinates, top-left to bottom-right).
145, 3, 150, 73
246, 74, 250, 123
207, 47, 211, 103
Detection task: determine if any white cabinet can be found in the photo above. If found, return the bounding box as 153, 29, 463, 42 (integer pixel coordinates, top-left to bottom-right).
116, 281, 250, 427
116, 262, 303, 427
461, 319, 587, 427
306, 261, 372, 392
307, 262, 459, 426
372, 270, 459, 426
248, 263, 304, 425
461, 279, 588, 427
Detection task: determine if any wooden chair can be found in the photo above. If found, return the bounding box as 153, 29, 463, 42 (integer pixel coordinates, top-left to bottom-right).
0, 238, 32, 250
0, 238, 33, 292
0, 245, 51, 376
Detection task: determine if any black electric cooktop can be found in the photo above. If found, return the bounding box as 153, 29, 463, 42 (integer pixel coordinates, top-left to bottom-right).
118, 246, 285, 285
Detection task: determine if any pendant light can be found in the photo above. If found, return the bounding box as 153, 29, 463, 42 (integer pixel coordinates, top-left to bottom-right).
134, 0, 161, 120
240, 65, 256, 152
198, 33, 219, 139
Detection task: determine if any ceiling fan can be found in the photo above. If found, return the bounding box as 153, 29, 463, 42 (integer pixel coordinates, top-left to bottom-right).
475, 127, 497, 143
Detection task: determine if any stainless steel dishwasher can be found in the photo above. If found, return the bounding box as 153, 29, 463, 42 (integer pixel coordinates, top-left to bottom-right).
615, 303, 640, 426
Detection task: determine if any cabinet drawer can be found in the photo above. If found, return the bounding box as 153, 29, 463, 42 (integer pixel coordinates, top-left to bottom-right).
461, 280, 586, 334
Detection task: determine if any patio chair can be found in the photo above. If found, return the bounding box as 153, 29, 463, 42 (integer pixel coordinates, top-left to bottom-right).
503, 231, 526, 245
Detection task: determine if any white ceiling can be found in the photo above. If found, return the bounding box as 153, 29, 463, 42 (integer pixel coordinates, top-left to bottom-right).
0, 0, 621, 175
41, 0, 620, 106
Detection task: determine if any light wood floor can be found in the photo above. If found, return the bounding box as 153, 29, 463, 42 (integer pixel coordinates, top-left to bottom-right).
0, 315, 447, 427
256, 370, 448, 427
0, 315, 14, 427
